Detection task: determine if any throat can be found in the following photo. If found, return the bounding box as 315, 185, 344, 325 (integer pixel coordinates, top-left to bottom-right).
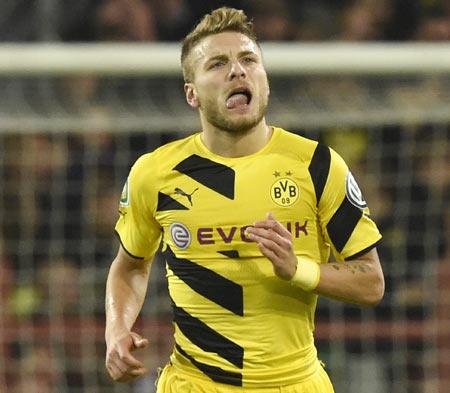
201, 125, 273, 158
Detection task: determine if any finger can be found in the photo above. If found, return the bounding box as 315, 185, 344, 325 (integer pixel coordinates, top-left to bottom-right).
251, 233, 285, 259
108, 352, 129, 374
131, 333, 149, 350
253, 218, 291, 238
247, 230, 283, 252
117, 367, 148, 383
129, 367, 148, 377
114, 360, 129, 375
112, 361, 147, 381
267, 212, 291, 238
247, 227, 292, 251
258, 241, 281, 264
259, 242, 295, 279
121, 352, 145, 369
116, 340, 146, 369
107, 362, 124, 381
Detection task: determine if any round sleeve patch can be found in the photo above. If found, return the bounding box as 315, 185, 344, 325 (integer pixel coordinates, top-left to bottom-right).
345, 172, 367, 209
119, 178, 130, 207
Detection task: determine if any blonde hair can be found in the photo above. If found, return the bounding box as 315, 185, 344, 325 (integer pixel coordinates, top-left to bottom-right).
181, 7, 257, 82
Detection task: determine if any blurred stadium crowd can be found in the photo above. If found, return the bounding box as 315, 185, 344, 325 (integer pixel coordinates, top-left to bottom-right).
0, 1, 449, 393
1, 0, 450, 42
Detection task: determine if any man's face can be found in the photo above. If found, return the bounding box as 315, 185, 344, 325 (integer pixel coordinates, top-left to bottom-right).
185, 32, 270, 134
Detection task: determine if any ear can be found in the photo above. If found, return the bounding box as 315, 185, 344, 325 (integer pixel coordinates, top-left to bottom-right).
266, 74, 270, 97
184, 83, 199, 108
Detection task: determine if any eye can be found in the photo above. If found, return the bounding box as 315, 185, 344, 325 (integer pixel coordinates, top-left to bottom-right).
209, 60, 226, 69
242, 56, 256, 64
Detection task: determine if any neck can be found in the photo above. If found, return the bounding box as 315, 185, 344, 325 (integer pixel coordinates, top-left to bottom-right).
200, 120, 272, 158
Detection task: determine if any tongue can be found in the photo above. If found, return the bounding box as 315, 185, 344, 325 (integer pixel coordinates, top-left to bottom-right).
226, 93, 248, 109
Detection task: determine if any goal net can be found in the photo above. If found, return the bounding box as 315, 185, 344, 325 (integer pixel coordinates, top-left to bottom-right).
0, 43, 448, 393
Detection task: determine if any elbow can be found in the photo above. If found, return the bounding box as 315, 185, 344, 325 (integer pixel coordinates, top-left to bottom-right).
362, 273, 385, 306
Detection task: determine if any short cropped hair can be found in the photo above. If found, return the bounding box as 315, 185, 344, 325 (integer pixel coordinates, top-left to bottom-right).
181, 7, 257, 82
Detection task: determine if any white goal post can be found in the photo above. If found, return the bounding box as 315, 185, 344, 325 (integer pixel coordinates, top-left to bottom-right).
0, 43, 450, 133
0, 42, 450, 76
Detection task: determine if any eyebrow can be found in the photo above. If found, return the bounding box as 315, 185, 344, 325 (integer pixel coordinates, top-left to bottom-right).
205, 54, 228, 64
238, 50, 258, 58
204, 50, 258, 65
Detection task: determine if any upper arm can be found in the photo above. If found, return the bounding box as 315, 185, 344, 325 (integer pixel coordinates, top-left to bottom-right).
114, 245, 153, 274
355, 247, 385, 301
106, 246, 153, 294
354, 247, 383, 276
115, 155, 162, 260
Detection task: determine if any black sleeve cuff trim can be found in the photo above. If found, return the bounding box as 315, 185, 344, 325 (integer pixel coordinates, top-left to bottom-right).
114, 230, 145, 260
345, 239, 382, 261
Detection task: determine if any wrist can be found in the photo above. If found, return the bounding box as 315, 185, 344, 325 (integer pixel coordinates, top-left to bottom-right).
290, 257, 320, 291
105, 324, 129, 343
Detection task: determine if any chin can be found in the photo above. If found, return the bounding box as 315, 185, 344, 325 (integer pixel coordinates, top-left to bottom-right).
204, 101, 266, 134
224, 116, 262, 134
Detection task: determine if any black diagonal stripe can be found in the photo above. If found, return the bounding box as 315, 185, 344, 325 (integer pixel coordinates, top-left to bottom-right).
172, 302, 244, 369
164, 247, 243, 316
218, 250, 240, 259
327, 197, 363, 253
173, 154, 235, 199
175, 343, 242, 386
157, 192, 189, 211
308, 143, 331, 206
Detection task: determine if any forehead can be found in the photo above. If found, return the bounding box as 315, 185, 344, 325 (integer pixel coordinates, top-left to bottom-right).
191, 32, 260, 63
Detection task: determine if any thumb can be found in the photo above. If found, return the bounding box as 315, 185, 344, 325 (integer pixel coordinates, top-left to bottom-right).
267, 212, 276, 221
130, 332, 149, 349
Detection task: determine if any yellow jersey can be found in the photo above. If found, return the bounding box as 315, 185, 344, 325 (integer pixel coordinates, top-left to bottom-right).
115, 127, 382, 387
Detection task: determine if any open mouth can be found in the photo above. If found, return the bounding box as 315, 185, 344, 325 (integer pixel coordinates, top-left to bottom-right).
226, 87, 252, 109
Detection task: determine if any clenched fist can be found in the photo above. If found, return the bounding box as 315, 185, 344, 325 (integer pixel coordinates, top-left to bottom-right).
106, 331, 149, 382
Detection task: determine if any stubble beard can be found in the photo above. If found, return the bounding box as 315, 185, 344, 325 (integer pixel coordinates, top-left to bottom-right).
200, 93, 269, 135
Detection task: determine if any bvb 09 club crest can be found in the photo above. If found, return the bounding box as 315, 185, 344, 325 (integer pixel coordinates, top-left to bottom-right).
271, 178, 299, 207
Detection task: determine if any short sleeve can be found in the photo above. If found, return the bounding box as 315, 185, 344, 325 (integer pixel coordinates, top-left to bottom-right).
318, 148, 382, 261
115, 155, 162, 260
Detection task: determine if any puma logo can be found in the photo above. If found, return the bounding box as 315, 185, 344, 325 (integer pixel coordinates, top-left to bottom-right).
174, 187, 199, 206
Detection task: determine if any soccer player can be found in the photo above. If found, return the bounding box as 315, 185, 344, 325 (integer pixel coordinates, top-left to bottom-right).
105, 7, 384, 392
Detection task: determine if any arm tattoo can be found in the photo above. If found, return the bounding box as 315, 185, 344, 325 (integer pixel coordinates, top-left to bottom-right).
330, 262, 373, 274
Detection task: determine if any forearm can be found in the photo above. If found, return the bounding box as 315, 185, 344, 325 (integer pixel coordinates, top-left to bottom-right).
245, 216, 384, 306
314, 254, 384, 306
105, 254, 151, 342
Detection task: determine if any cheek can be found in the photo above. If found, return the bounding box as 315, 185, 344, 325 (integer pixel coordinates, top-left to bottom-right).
257, 80, 270, 102
197, 84, 222, 107
255, 70, 270, 95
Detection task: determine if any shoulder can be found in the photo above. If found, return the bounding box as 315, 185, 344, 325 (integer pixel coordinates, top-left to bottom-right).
131, 133, 198, 178
151, 133, 198, 158
273, 127, 323, 162
275, 127, 318, 149
276, 127, 349, 167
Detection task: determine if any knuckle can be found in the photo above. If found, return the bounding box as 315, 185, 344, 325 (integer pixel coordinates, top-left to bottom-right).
112, 374, 121, 381
106, 356, 115, 367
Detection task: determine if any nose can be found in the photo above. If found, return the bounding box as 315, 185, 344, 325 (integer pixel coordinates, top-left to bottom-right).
228, 60, 246, 80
